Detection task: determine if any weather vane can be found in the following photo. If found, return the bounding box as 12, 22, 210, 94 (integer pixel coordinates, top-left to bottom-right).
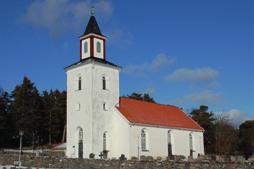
90, 6, 95, 16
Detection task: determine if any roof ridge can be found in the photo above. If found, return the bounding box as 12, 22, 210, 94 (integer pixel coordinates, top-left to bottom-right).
120, 96, 180, 109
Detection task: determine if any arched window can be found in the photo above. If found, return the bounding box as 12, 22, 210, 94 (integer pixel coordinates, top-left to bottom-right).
76, 103, 80, 111
168, 130, 172, 156
76, 76, 82, 91
84, 42, 88, 53
102, 76, 106, 90
189, 133, 193, 157
103, 102, 108, 111
141, 129, 148, 151
102, 131, 109, 159
78, 76, 82, 90
97, 42, 101, 53
189, 133, 193, 150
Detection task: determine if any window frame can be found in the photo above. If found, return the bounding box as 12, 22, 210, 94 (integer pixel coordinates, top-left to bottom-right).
141, 129, 149, 151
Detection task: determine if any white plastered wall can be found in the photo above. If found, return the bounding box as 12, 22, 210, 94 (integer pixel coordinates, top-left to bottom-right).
66, 61, 120, 159
90, 63, 119, 158
109, 108, 130, 158
66, 64, 94, 158
129, 125, 204, 159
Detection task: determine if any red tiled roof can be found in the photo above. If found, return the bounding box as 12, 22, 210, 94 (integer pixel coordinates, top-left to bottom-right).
116, 97, 204, 131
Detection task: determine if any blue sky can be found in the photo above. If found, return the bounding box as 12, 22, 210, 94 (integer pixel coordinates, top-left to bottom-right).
0, 0, 253, 124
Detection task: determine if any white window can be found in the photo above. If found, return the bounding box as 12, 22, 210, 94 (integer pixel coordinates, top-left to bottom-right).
84, 42, 88, 53
141, 129, 149, 151
102, 76, 106, 90
97, 41, 101, 53
76, 103, 80, 111
103, 102, 108, 111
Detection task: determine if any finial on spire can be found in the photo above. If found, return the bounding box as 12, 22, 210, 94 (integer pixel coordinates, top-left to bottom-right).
90, 6, 95, 16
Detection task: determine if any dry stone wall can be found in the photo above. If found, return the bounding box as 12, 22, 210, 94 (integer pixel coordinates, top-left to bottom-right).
0, 153, 254, 169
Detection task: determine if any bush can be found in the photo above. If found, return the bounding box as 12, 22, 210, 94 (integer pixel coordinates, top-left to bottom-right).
147, 156, 154, 161
140, 155, 146, 161
156, 156, 162, 161
175, 155, 186, 161
89, 153, 95, 159
131, 156, 138, 160
119, 154, 127, 160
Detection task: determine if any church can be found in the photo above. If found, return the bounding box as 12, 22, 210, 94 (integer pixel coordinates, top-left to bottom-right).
65, 14, 204, 159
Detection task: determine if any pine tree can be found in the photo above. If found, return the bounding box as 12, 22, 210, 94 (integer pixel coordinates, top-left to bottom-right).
11, 76, 44, 146
127, 92, 156, 103
239, 120, 254, 159
42, 90, 54, 145
0, 88, 11, 147
190, 105, 216, 154
42, 90, 66, 144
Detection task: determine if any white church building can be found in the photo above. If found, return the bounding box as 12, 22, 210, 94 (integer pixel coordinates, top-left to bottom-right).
65, 14, 204, 159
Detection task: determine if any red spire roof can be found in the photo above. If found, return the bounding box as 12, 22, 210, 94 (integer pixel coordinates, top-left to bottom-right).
116, 97, 204, 131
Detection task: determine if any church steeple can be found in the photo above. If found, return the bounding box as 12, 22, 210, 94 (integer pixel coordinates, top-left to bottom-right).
82, 16, 103, 36
80, 14, 106, 61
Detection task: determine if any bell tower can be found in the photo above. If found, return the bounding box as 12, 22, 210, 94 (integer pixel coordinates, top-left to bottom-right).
65, 12, 120, 159
80, 14, 106, 60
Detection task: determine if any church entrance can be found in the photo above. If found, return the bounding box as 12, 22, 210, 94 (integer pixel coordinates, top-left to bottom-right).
78, 128, 83, 158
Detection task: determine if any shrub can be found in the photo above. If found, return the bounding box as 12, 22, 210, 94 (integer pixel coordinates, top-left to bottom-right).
147, 156, 154, 161
140, 155, 146, 161
89, 153, 95, 159
156, 156, 162, 161
119, 154, 127, 160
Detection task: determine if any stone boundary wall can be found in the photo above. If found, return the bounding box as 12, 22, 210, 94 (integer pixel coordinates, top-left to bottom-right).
0, 153, 254, 169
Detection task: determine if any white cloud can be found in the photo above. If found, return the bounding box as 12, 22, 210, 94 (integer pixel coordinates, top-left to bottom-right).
221, 109, 252, 126
175, 90, 225, 106
123, 53, 175, 74
167, 67, 219, 84
22, 0, 113, 36
150, 54, 175, 70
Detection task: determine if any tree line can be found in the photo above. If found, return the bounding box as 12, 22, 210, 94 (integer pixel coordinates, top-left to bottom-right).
190, 105, 253, 159
0, 76, 66, 148
0, 77, 253, 159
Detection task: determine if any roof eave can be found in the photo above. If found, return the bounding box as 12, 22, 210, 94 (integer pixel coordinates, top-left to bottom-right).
130, 122, 204, 132
64, 58, 121, 72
